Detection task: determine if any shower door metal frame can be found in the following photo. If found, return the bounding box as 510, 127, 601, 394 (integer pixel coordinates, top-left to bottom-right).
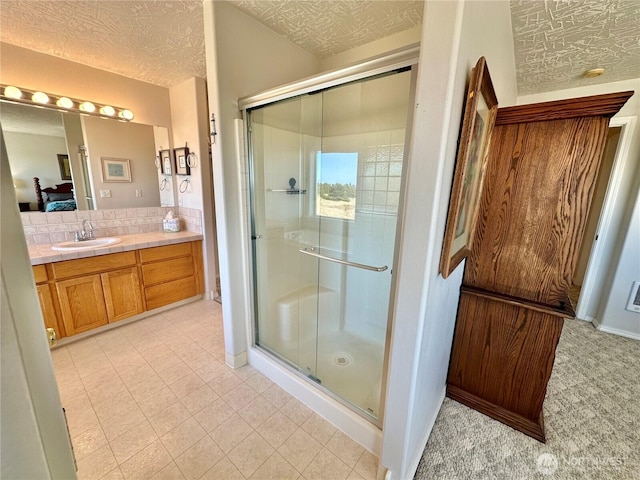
241, 46, 419, 427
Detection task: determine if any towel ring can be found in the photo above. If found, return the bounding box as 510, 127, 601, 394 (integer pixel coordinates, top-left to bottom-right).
186, 152, 198, 168
179, 177, 190, 193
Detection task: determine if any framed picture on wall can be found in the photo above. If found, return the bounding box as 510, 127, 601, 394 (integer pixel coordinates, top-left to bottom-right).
174, 146, 190, 176
101, 157, 132, 182
57, 154, 71, 180
159, 149, 172, 175
439, 56, 499, 279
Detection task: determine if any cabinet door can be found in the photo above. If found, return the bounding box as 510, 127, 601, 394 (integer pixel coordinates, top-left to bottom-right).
56, 275, 108, 336
36, 284, 64, 339
101, 267, 143, 323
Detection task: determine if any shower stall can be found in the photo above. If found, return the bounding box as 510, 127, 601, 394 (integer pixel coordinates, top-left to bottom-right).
242, 62, 415, 425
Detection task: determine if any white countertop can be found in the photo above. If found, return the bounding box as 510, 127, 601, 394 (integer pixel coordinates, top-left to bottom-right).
28, 231, 203, 266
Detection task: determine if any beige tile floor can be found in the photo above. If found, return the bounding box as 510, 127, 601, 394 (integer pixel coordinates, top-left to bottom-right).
53, 299, 378, 480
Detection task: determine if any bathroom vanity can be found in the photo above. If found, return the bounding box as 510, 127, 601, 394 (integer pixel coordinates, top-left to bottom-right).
30, 233, 204, 341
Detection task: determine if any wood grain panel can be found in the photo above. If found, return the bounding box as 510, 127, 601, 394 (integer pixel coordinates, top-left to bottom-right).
447, 385, 546, 442
32, 265, 48, 284
145, 276, 198, 310
141, 256, 195, 286
448, 292, 564, 422
465, 116, 609, 308
192, 241, 205, 295
51, 251, 137, 280
36, 284, 64, 338
56, 275, 108, 335
495, 91, 633, 125
102, 268, 143, 323
139, 242, 193, 263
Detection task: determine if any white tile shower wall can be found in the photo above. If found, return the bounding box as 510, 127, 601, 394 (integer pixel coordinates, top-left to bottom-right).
20, 207, 203, 245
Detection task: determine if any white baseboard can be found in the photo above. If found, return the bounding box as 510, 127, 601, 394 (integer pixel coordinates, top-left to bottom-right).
592, 318, 640, 341
225, 350, 248, 368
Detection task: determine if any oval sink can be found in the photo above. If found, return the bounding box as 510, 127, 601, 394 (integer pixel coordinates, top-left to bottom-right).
52, 237, 121, 251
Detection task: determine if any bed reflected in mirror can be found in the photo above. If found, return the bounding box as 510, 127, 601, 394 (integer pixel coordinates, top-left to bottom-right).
1, 101, 175, 212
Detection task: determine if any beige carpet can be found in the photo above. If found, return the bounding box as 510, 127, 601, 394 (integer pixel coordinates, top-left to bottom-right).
415, 319, 640, 479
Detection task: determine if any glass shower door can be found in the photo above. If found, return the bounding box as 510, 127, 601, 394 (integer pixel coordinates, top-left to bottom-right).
249, 94, 322, 379
249, 69, 412, 422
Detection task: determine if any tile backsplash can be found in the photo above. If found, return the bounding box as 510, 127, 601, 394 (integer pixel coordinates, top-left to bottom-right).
20, 207, 203, 245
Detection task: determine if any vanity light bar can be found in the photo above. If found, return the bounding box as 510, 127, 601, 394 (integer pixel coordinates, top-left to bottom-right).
0, 84, 134, 121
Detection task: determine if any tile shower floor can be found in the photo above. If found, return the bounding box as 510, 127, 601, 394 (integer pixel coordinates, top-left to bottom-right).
53, 299, 378, 480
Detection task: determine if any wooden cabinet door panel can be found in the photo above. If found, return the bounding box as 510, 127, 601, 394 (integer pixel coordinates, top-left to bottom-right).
145, 276, 197, 310
56, 275, 108, 335
32, 265, 48, 283
139, 242, 193, 263
51, 251, 137, 280
142, 256, 195, 286
36, 284, 64, 339
102, 267, 143, 323
465, 116, 608, 308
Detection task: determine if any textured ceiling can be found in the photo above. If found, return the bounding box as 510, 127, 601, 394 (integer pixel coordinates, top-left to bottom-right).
511, 0, 640, 95
0, 0, 206, 88
0, 102, 66, 137
227, 0, 424, 58
0, 1, 637, 95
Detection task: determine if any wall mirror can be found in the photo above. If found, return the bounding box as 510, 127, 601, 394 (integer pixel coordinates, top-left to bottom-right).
1, 101, 176, 212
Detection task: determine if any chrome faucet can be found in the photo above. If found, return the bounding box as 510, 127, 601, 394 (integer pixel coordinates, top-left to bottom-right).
75, 220, 95, 242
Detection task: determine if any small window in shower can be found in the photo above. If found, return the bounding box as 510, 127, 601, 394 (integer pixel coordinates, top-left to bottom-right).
316, 152, 358, 220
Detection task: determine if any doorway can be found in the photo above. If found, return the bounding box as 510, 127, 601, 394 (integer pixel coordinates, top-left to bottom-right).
574, 117, 636, 322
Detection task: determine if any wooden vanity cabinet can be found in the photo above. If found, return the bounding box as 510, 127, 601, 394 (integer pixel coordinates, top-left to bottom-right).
33, 264, 66, 339
56, 275, 109, 335
141, 242, 204, 310
102, 268, 144, 323
32, 240, 204, 340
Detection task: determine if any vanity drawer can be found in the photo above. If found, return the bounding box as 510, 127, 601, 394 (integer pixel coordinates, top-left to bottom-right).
50, 251, 137, 280
139, 243, 193, 263
141, 256, 195, 286
32, 265, 48, 284
145, 276, 198, 310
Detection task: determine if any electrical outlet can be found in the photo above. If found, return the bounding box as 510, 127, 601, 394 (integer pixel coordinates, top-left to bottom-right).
135, 189, 142, 197
100, 189, 111, 198
178, 197, 183, 206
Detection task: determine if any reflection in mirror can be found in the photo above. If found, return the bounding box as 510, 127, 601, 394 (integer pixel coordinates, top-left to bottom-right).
0, 101, 175, 212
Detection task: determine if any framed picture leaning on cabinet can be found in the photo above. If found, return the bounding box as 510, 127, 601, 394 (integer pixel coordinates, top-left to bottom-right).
440, 56, 498, 279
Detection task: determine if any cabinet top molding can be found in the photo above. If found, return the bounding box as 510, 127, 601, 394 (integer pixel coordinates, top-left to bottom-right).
496, 91, 634, 125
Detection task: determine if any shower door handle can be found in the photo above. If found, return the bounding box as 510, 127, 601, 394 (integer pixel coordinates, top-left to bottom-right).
299, 247, 388, 272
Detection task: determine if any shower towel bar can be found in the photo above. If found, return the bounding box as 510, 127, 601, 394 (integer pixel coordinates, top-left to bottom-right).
299, 247, 388, 272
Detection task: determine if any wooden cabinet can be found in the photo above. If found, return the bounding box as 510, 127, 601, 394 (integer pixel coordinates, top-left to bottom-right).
32, 240, 204, 341
56, 275, 109, 336
141, 242, 203, 310
36, 283, 63, 337
102, 268, 144, 323
446, 92, 633, 442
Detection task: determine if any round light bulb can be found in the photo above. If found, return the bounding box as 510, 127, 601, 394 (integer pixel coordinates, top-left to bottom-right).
99, 105, 116, 116
79, 101, 96, 113
32, 91, 50, 104
56, 97, 73, 109
4, 86, 22, 99
584, 68, 605, 78
118, 109, 134, 121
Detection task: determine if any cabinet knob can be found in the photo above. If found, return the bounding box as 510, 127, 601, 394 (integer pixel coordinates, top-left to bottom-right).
46, 328, 57, 347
